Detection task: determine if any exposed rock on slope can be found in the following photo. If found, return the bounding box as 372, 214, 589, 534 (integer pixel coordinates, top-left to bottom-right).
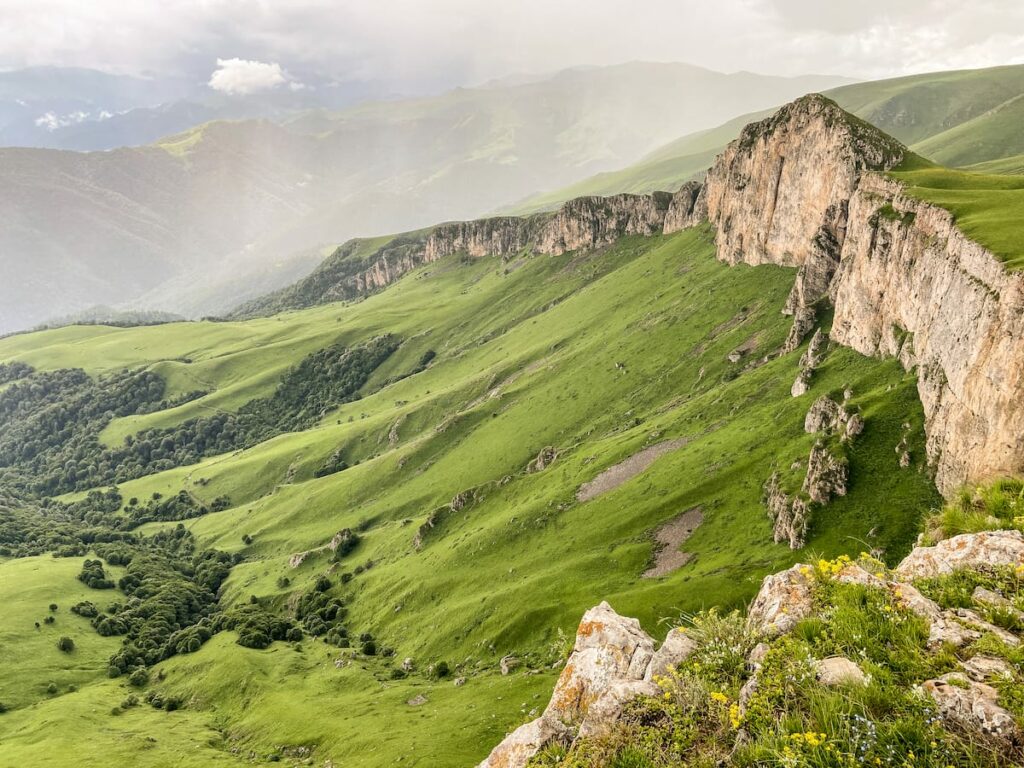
233, 193, 673, 318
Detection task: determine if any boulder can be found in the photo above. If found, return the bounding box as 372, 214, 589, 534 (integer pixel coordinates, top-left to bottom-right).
643, 627, 699, 682
475, 715, 571, 768
747, 564, 815, 636
928, 613, 982, 649
500, 655, 520, 676
895, 530, 1024, 580
544, 602, 655, 723
963, 656, 1015, 682
923, 673, 1022, 748
578, 680, 660, 738
815, 656, 868, 686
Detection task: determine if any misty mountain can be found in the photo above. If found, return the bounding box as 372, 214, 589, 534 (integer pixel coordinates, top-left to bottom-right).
0, 62, 852, 333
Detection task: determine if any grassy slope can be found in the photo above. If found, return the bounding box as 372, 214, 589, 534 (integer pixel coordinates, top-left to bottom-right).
890, 164, 1024, 270
0, 228, 940, 766
0, 556, 124, 710
509, 64, 1024, 212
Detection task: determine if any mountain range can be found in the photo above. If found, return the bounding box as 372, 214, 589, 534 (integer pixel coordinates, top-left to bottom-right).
0, 62, 851, 334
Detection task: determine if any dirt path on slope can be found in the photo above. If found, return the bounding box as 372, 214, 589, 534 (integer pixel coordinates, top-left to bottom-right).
576, 438, 688, 502
643, 506, 704, 578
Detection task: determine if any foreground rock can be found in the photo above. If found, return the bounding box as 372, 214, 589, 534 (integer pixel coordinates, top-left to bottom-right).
477, 601, 692, 768
476, 716, 571, 768
479, 530, 1024, 766
746, 564, 814, 635
895, 530, 1024, 579
923, 673, 1022, 748
815, 656, 868, 686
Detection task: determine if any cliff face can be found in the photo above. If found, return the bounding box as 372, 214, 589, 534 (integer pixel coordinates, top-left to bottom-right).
234, 193, 677, 318
831, 174, 1024, 491
686, 94, 1024, 493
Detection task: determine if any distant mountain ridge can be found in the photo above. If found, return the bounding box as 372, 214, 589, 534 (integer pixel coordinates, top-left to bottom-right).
509, 63, 1024, 211
0, 62, 852, 334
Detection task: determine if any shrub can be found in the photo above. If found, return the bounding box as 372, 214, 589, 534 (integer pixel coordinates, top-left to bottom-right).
44, 615, 55, 625
46, 682, 58, 695
77, 559, 115, 589
128, 668, 149, 687
70, 600, 97, 618
56, 636, 75, 653
48, 603, 58, 612
361, 640, 377, 656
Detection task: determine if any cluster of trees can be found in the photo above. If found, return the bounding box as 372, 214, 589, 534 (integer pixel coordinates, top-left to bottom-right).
0, 366, 167, 494
0, 361, 32, 384
123, 490, 231, 527
0, 335, 399, 494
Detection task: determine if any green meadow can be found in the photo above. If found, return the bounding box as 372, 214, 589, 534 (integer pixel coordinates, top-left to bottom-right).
0, 226, 941, 765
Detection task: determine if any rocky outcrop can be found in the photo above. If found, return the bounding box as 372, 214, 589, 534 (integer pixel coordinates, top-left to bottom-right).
746, 564, 815, 635
803, 395, 862, 441
802, 442, 848, 504
762, 472, 812, 549
923, 673, 1022, 748
477, 602, 692, 768
895, 529, 1024, 580
240, 191, 679, 320
791, 328, 826, 397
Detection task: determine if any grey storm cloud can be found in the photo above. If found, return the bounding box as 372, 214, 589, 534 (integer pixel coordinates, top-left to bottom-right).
0, 0, 1022, 86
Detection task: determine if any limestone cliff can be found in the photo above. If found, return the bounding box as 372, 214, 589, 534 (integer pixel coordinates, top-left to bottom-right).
233, 193, 673, 318
680, 93, 1023, 492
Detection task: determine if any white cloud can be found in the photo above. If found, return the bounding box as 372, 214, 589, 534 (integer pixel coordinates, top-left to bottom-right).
207, 57, 291, 95
34, 110, 92, 131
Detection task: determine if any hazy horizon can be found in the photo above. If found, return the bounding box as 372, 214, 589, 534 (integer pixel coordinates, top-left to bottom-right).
2, 1, 1022, 99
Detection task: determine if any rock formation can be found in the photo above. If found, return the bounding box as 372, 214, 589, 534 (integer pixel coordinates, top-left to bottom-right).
676, 93, 1024, 493
791, 328, 826, 396
476, 601, 695, 768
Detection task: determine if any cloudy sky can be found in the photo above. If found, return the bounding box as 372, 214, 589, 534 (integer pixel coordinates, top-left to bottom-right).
1, 0, 1023, 93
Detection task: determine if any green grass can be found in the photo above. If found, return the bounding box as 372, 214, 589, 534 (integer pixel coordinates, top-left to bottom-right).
0, 556, 124, 710
0, 227, 941, 765
890, 165, 1024, 270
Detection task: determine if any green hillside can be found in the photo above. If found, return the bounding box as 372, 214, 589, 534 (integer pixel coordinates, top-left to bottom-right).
512, 64, 1024, 211
0, 225, 939, 766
